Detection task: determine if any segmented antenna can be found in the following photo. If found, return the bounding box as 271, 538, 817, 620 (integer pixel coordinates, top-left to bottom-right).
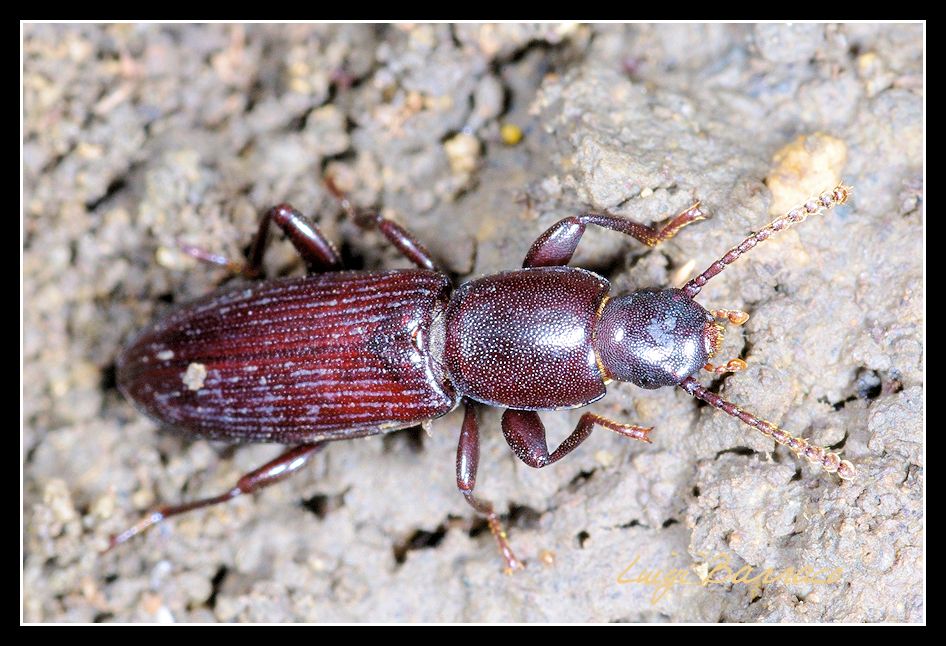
684, 183, 852, 298
679, 376, 856, 479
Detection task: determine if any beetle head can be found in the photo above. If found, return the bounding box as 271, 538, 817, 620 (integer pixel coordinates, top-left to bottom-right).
595, 288, 721, 389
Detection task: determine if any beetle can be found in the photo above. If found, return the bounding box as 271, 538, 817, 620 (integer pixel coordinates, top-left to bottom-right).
109, 177, 856, 572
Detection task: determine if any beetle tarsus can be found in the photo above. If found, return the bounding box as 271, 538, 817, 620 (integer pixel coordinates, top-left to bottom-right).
487, 514, 526, 574
177, 240, 248, 276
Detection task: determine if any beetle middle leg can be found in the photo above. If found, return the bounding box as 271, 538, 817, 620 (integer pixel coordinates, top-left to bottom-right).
501, 410, 651, 468
456, 399, 525, 573
104, 442, 326, 552
523, 202, 706, 268
325, 175, 440, 271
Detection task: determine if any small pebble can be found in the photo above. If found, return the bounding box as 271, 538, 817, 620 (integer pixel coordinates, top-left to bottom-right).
500, 123, 524, 145
444, 132, 481, 174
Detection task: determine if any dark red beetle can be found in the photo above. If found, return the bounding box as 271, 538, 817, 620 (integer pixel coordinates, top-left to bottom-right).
111, 179, 856, 571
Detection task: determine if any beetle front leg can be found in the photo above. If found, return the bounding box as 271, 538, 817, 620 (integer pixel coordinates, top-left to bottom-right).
456, 400, 525, 573
104, 443, 327, 552
523, 203, 706, 268
502, 410, 652, 468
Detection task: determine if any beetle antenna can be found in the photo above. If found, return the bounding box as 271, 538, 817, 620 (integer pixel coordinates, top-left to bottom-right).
678, 376, 856, 480
683, 183, 852, 298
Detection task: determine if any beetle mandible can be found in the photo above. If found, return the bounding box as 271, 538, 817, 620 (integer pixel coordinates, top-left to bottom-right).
109, 177, 856, 572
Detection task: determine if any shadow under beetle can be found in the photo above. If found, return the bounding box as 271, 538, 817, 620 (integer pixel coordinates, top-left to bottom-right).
110, 178, 856, 572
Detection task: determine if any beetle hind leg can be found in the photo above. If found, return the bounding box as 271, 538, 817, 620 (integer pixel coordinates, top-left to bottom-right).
245, 204, 344, 276
180, 203, 344, 279
103, 443, 326, 553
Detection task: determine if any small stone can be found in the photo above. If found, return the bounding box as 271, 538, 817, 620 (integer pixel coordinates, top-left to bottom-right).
754, 23, 824, 64
443, 132, 481, 174
500, 123, 524, 146
595, 450, 615, 467
766, 133, 847, 214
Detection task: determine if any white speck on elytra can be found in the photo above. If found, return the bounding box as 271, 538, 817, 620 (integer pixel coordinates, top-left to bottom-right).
182, 362, 207, 391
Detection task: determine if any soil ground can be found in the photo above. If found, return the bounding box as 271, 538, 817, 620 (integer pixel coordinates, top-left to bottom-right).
23, 23, 923, 622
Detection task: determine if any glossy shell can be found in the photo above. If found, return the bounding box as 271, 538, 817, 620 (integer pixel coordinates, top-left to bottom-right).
117, 270, 457, 443
443, 267, 610, 410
